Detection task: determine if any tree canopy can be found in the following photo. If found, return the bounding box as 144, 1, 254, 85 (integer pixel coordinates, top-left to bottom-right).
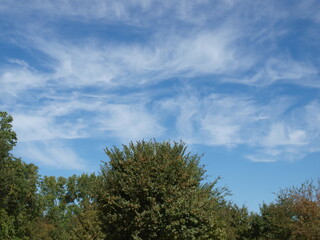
97, 140, 228, 239
258, 180, 320, 240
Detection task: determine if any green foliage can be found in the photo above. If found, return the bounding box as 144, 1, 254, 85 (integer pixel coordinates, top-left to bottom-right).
0, 112, 39, 239
0, 208, 16, 239
258, 180, 320, 240
97, 140, 228, 240
245, 212, 266, 240
222, 203, 255, 240
35, 173, 103, 239
0, 111, 17, 159
70, 203, 105, 240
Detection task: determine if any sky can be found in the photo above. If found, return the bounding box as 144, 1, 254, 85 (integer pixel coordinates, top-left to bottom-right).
1, 0, 320, 212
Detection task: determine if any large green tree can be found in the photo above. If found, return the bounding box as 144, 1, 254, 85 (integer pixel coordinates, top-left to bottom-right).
97, 140, 228, 240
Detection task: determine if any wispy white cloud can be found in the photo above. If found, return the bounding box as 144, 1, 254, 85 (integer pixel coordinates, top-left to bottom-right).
0, 0, 236, 26
262, 123, 307, 147
304, 101, 320, 136
97, 103, 165, 142
243, 57, 319, 87
159, 91, 320, 162
245, 100, 320, 162
159, 92, 258, 146
0, 65, 46, 98
294, 0, 320, 23
15, 140, 87, 170
245, 155, 277, 163
245, 146, 308, 163
16, 28, 245, 89
12, 114, 87, 142
8, 92, 165, 165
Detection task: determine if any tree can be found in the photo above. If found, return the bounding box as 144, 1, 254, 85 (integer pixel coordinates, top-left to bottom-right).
70, 202, 105, 240
34, 173, 104, 239
258, 179, 320, 240
0, 112, 39, 239
0, 111, 17, 159
68, 173, 105, 239
97, 140, 228, 240
222, 203, 254, 240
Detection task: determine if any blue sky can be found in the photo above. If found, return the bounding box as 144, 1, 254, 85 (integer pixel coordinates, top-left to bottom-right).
1, 0, 320, 212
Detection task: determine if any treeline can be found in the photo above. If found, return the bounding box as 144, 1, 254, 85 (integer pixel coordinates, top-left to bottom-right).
0, 111, 319, 240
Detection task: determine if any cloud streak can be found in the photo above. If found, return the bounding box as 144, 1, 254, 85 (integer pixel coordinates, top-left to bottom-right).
159, 91, 320, 162
15, 140, 87, 170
